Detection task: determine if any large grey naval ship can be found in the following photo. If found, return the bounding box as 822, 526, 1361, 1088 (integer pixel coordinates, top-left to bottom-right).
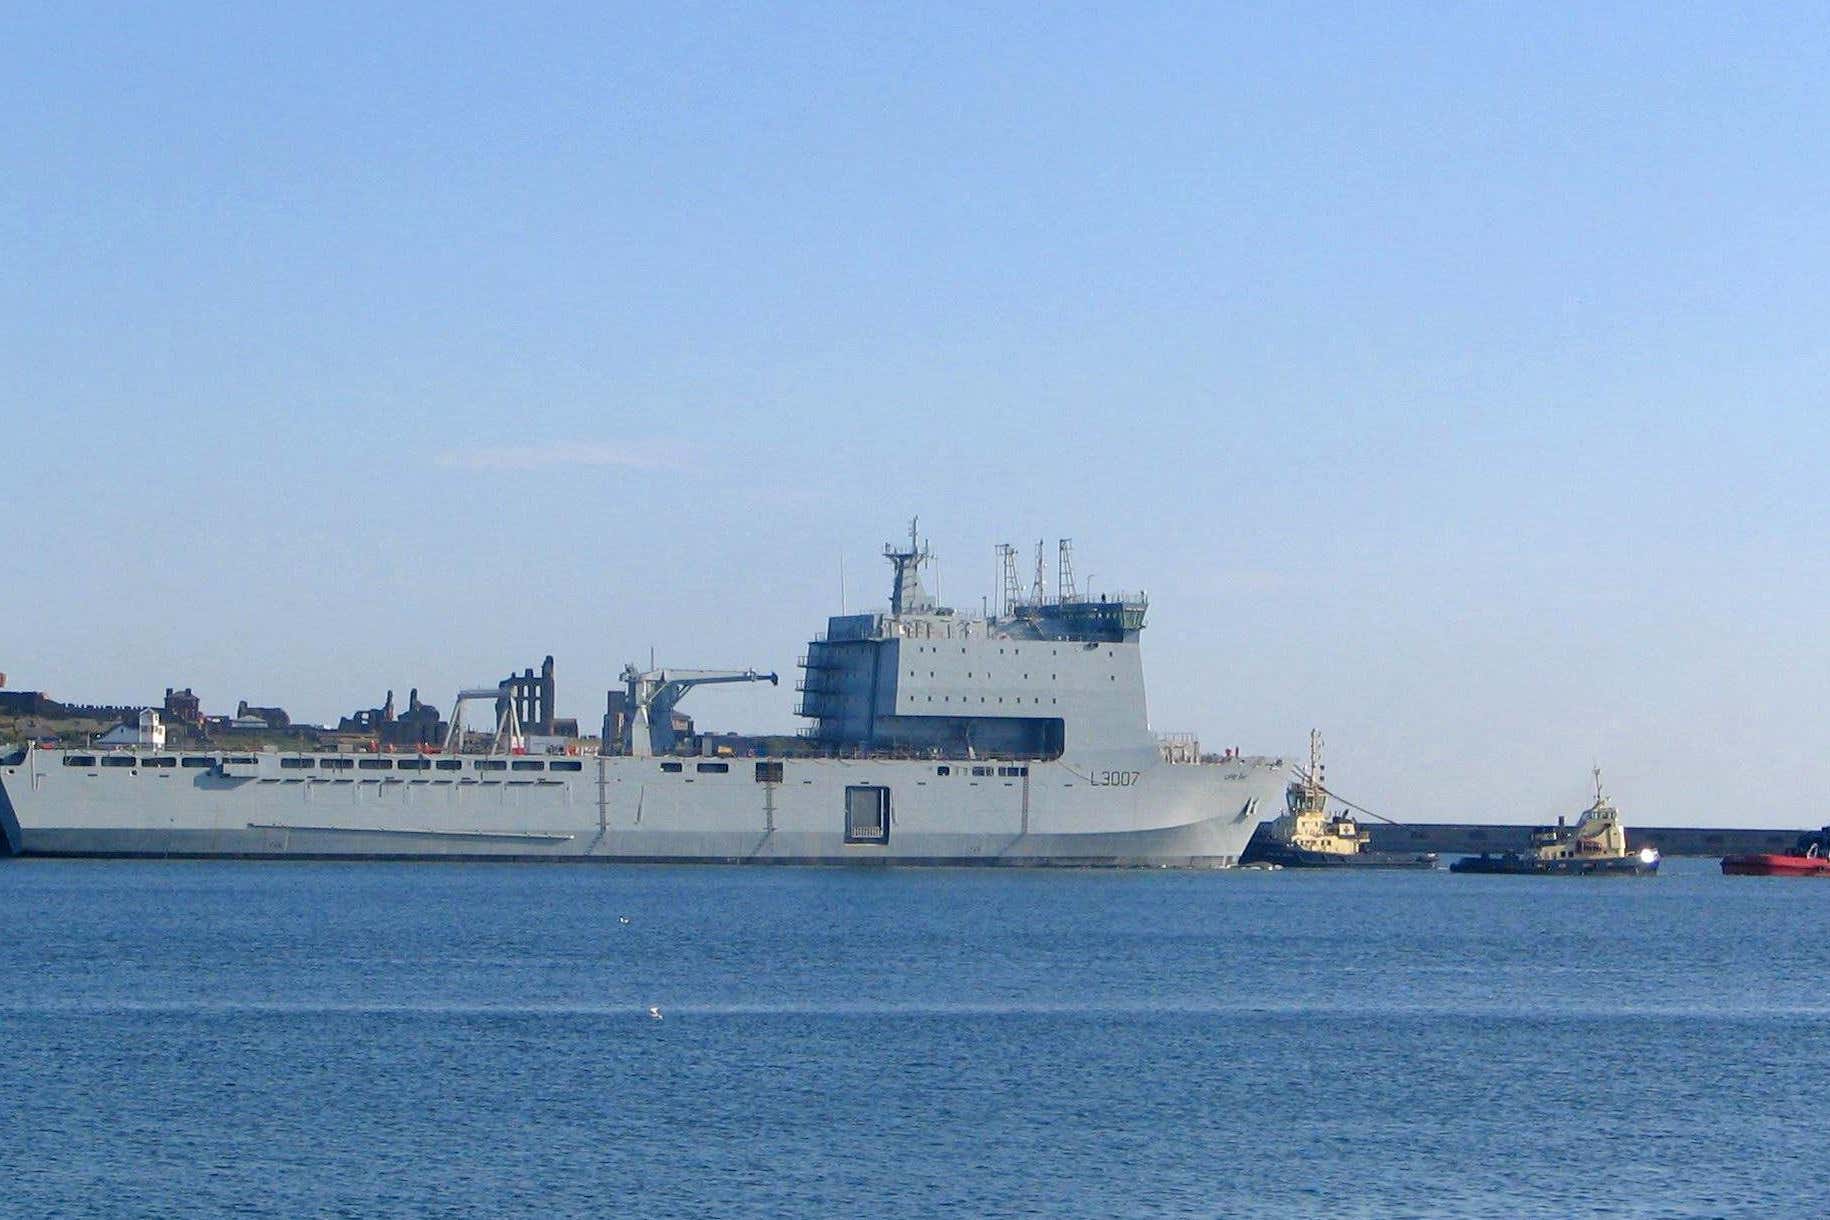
0, 527, 1286, 865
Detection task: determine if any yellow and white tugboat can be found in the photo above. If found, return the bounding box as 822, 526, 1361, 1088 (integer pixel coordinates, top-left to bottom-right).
1242, 731, 1437, 869
1451, 768, 1660, 876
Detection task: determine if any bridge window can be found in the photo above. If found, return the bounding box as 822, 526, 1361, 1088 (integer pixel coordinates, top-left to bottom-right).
936, 765, 950, 776
64, 754, 96, 767
697, 762, 729, 774
511, 760, 545, 772
102, 756, 134, 768
477, 760, 508, 771
435, 759, 463, 771
321, 758, 354, 770
660, 762, 683, 773
280, 758, 315, 770
358, 758, 393, 770
755, 761, 783, 783
397, 758, 431, 771
143, 757, 177, 768
551, 759, 583, 772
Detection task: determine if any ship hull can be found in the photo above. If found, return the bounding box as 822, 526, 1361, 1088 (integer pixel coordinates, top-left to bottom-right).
0, 750, 1285, 868
1720, 854, 1830, 877
1449, 853, 1658, 876
1243, 842, 1438, 870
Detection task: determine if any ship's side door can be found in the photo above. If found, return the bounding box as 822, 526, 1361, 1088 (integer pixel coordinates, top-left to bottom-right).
844, 785, 890, 845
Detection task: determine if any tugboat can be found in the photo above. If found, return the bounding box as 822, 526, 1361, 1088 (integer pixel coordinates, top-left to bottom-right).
1450, 768, 1659, 876
1721, 827, 1830, 877
1242, 731, 1438, 869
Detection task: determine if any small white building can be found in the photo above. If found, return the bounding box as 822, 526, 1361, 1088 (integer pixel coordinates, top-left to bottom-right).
97, 709, 165, 749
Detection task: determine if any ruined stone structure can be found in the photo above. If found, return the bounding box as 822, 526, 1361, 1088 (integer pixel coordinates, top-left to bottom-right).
338, 690, 397, 734
385, 688, 444, 748
336, 688, 445, 748
499, 656, 558, 736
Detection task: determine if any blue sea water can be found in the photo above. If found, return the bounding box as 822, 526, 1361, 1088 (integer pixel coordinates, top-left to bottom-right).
2, 857, 1826, 1218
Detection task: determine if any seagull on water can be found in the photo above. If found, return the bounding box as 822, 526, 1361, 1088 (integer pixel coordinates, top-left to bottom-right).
647, 1005, 663, 1021
619, 915, 632, 925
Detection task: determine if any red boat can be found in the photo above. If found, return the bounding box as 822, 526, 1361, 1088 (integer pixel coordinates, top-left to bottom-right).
1722, 827, 1830, 876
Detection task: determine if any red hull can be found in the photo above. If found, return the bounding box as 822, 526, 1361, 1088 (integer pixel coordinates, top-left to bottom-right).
1721, 853, 1830, 877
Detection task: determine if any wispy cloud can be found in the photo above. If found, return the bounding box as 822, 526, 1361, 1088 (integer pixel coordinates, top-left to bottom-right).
434, 441, 682, 472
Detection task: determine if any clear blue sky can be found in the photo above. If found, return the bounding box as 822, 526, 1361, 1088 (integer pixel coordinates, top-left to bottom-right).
5, 4, 1827, 824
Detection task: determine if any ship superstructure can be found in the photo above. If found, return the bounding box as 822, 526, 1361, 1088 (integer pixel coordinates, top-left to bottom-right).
0, 525, 1286, 866
799, 529, 1152, 763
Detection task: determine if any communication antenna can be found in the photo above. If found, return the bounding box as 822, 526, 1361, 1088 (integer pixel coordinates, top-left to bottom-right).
997, 543, 1022, 614
1057, 538, 1077, 602
1031, 539, 1046, 607
882, 516, 934, 617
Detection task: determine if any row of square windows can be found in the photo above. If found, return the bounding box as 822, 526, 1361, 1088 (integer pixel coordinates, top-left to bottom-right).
907, 672, 1116, 682
907, 645, 1116, 657
61, 755, 584, 773
647, 761, 1027, 782
914, 695, 1058, 704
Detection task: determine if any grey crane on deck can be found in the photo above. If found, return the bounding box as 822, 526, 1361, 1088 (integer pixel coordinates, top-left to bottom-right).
619, 665, 778, 757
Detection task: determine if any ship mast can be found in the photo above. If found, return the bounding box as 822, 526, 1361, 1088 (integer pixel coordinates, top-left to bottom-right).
883, 517, 936, 618
1297, 728, 1327, 815
1590, 763, 1614, 813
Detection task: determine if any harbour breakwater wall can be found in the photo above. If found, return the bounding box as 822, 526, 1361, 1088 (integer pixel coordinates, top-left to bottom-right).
1334, 822, 1807, 859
